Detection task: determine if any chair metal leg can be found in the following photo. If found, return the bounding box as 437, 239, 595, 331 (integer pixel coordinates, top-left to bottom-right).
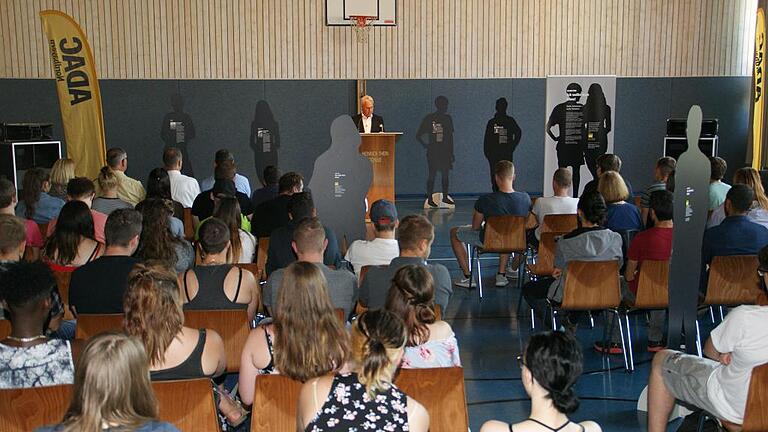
468, 246, 477, 298
530, 307, 536, 330
695, 320, 703, 357
476, 250, 484, 300
602, 311, 611, 366
615, 310, 629, 371
588, 311, 595, 328
516, 251, 527, 291
718, 306, 724, 322
550, 306, 558, 331
709, 306, 715, 323
625, 312, 635, 372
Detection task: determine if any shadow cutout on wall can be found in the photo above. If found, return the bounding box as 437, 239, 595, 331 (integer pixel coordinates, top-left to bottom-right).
160, 93, 196, 177
250, 100, 280, 185
417, 96, 455, 207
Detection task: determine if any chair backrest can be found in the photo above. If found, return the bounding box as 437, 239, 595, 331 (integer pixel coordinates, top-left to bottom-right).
183, 309, 249, 373
482, 215, 527, 253
743, 362, 768, 431
359, 265, 371, 283
250, 374, 303, 432
634, 260, 670, 309
705, 255, 766, 306
541, 214, 578, 234
527, 232, 561, 276
0, 384, 72, 431
183, 208, 195, 241
334, 308, 345, 323
52, 271, 74, 321
256, 237, 270, 281
394, 367, 469, 432
561, 260, 621, 310
0, 319, 10, 339
153, 378, 220, 431
435, 304, 442, 321
75, 314, 124, 340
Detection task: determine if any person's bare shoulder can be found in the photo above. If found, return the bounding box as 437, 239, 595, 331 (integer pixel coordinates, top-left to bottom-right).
580, 421, 602, 432
428, 320, 454, 341
479, 420, 509, 432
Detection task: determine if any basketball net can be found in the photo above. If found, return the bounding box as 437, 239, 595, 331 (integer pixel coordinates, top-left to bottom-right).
349, 15, 374, 43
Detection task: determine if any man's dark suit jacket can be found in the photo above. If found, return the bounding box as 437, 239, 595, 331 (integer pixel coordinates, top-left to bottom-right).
351, 114, 385, 133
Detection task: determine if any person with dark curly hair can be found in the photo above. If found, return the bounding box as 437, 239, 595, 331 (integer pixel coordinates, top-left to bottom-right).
481, 331, 601, 432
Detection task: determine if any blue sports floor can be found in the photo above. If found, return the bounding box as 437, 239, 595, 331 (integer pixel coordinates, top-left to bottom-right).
397, 198, 708, 432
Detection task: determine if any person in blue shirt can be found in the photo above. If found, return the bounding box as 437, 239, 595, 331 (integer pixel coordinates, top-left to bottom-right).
15, 168, 65, 224
701, 184, 768, 294
199, 149, 252, 196
599, 171, 642, 232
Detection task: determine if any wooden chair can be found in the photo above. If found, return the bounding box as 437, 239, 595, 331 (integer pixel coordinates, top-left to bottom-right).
183, 208, 195, 241
541, 214, 578, 234
184, 309, 249, 373
704, 255, 766, 308
359, 264, 371, 283
256, 237, 270, 281
75, 313, 124, 339
153, 378, 220, 431
698, 362, 768, 432
467, 215, 527, 300
395, 367, 469, 432
0, 384, 72, 431
527, 232, 560, 278
0, 319, 10, 339
250, 374, 303, 432
623, 259, 671, 372
52, 271, 74, 321
553, 260, 630, 371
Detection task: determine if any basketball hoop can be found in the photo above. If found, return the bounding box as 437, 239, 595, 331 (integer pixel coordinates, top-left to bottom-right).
349, 15, 375, 43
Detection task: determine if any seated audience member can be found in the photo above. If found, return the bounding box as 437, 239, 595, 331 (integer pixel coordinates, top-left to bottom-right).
0, 262, 76, 389
385, 265, 461, 368
96, 147, 146, 206
213, 196, 256, 263
135, 199, 194, 273
297, 309, 429, 431
708, 167, 768, 229
137, 167, 185, 221
43, 201, 104, 272
345, 199, 400, 278
701, 184, 768, 292
481, 331, 601, 432
69, 209, 142, 315
47, 177, 108, 243
523, 191, 623, 327
180, 218, 259, 320
709, 156, 731, 211
639, 156, 676, 226
531, 168, 579, 241
37, 333, 179, 432
48, 158, 75, 200
0, 178, 43, 260
251, 171, 303, 237
239, 261, 349, 406
360, 214, 452, 312
163, 146, 200, 209
200, 149, 252, 196
250, 165, 280, 208
596, 190, 673, 355
15, 167, 65, 224
92, 166, 133, 215
0, 215, 27, 262
646, 245, 768, 431
192, 162, 254, 221
123, 262, 226, 381
265, 191, 341, 274
264, 217, 356, 317
581, 153, 633, 198
451, 160, 531, 287
599, 171, 642, 232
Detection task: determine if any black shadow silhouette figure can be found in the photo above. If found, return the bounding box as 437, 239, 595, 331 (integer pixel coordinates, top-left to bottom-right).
484, 97, 522, 191
160, 94, 196, 177
581, 83, 612, 183
250, 100, 281, 185
308, 115, 373, 246
417, 96, 455, 207
546, 83, 585, 197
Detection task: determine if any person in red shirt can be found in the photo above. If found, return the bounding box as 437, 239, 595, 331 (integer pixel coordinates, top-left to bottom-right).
595, 190, 673, 354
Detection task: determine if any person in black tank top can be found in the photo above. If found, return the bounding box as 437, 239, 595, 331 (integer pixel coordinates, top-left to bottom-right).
480, 332, 602, 432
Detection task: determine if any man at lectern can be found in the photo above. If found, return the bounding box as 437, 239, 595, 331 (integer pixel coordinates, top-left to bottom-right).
352, 95, 384, 133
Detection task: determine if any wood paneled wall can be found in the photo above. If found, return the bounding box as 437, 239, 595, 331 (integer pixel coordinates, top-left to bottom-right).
0, 0, 758, 80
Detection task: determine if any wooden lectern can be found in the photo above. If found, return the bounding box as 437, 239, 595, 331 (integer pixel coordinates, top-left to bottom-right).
359, 132, 402, 207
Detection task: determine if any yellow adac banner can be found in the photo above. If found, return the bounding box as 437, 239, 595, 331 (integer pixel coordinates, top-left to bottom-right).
753, 7, 766, 169
39, 10, 106, 178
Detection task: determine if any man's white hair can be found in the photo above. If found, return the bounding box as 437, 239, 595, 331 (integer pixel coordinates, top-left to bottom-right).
361, 95, 374, 105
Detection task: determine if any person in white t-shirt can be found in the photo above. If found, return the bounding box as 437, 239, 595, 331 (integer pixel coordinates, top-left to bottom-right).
647, 244, 768, 430
531, 168, 579, 240
345, 199, 400, 279
163, 147, 200, 208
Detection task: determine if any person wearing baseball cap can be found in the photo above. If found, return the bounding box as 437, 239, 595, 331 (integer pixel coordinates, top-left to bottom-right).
345, 199, 400, 279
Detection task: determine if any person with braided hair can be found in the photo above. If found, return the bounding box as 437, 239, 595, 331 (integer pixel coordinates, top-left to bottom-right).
385, 265, 461, 368
297, 309, 429, 431
481, 331, 601, 432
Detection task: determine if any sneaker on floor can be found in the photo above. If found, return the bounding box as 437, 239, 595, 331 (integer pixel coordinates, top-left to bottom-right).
495, 273, 509, 287
455, 277, 475, 288
647, 341, 666, 353
593, 341, 624, 355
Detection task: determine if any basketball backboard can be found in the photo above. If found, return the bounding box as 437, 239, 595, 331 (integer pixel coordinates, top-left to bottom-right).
325, 0, 396, 26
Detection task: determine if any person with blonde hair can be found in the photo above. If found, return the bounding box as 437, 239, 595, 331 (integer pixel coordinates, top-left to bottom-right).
598, 171, 642, 232
123, 262, 226, 381
36, 332, 179, 432
385, 265, 461, 368
92, 166, 133, 215
49, 158, 75, 200
297, 309, 429, 431
707, 166, 768, 229
238, 261, 349, 406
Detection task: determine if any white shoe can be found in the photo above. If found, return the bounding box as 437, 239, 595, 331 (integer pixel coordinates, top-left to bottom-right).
455, 277, 475, 288
495, 273, 509, 287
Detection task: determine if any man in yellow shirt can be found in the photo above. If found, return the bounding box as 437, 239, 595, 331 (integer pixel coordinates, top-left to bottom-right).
95, 148, 146, 207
